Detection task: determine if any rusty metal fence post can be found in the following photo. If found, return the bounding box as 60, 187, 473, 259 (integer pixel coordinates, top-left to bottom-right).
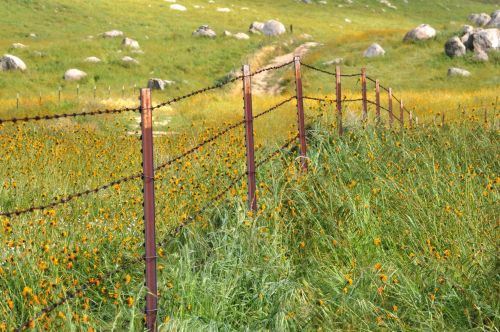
294, 57, 308, 171
361, 68, 368, 123
399, 98, 404, 129
335, 66, 343, 136
140, 88, 158, 331
375, 80, 381, 126
388, 88, 394, 129
242, 65, 257, 212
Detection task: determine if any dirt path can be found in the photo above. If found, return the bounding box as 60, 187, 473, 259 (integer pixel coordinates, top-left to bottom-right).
244, 41, 320, 95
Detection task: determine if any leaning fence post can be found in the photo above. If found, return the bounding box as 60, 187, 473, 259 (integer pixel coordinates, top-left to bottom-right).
335, 66, 343, 136
242, 65, 257, 212
388, 88, 394, 129
375, 80, 381, 126
409, 111, 413, 129
140, 88, 158, 331
399, 98, 404, 129
294, 57, 308, 171
361, 68, 368, 123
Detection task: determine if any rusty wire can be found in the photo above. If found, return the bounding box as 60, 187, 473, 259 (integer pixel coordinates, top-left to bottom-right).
14, 257, 140, 332
0, 106, 140, 125
366, 76, 411, 116
366, 100, 404, 125
157, 134, 298, 248
151, 61, 294, 111
303, 96, 334, 103
300, 62, 361, 77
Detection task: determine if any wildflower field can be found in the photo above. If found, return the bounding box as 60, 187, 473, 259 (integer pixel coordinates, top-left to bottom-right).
1, 0, 499, 330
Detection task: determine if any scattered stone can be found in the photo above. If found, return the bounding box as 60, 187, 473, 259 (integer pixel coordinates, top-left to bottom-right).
29, 33, 37, 38
323, 58, 344, 65
300, 33, 313, 39
403, 24, 436, 41
234, 32, 250, 40
192, 25, 217, 38
468, 13, 491, 27
473, 50, 489, 62
448, 67, 470, 77
262, 20, 286, 36
148, 78, 175, 90
223, 30, 232, 36
11, 43, 27, 49
122, 56, 139, 64
0, 54, 27, 71
461, 25, 474, 36
122, 37, 140, 49
345, 18, 352, 23
444, 37, 466, 57
363, 43, 385, 57
84, 56, 102, 63
103, 30, 124, 38
216, 7, 231, 12
249, 21, 264, 34
487, 10, 500, 28
472, 28, 500, 52
64, 69, 87, 81
170, 4, 187, 11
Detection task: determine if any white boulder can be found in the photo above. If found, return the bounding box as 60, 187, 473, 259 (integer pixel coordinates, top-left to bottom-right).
84, 56, 102, 63
448, 68, 470, 77
64, 69, 87, 81
234, 32, 250, 40
122, 56, 139, 64
122, 37, 140, 49
11, 43, 27, 49
403, 24, 436, 41
170, 4, 187, 11
0, 54, 27, 71
147, 78, 175, 90
468, 13, 491, 27
103, 30, 124, 38
193, 25, 217, 38
487, 10, 500, 28
363, 43, 385, 57
262, 20, 286, 36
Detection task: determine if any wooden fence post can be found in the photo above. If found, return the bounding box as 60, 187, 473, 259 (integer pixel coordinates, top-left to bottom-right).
361, 68, 368, 123
77, 84, 80, 99
294, 56, 308, 171
399, 98, 404, 129
388, 88, 394, 129
375, 80, 381, 126
242, 65, 257, 212
58, 86, 61, 105
39, 91, 42, 106
336, 66, 343, 136
140, 88, 158, 331
94, 86, 97, 100
16, 93, 19, 110
409, 111, 413, 129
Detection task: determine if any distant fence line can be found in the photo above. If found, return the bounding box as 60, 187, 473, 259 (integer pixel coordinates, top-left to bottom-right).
2, 56, 495, 331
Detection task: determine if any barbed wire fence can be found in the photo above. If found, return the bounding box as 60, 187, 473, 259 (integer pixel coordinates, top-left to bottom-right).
2, 56, 496, 331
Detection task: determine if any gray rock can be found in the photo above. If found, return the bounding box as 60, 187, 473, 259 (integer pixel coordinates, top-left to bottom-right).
84, 56, 102, 63
262, 20, 286, 36
223, 30, 232, 37
11, 43, 27, 49
468, 13, 491, 27
249, 21, 264, 34
444, 37, 466, 57
448, 67, 470, 77
487, 10, 500, 28
122, 37, 140, 49
461, 32, 474, 50
102, 30, 124, 38
473, 50, 489, 62
460, 25, 474, 36
122, 56, 139, 64
363, 43, 385, 57
403, 24, 436, 41
64, 69, 87, 81
234, 32, 250, 40
193, 25, 217, 38
472, 28, 500, 52
147, 78, 175, 90
0, 54, 27, 71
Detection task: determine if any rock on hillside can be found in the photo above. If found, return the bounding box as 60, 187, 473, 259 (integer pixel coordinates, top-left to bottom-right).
122, 37, 140, 49
487, 10, 500, 28
472, 29, 500, 52
403, 24, 436, 41
0, 54, 27, 71
468, 13, 491, 27
363, 43, 385, 57
148, 78, 175, 90
448, 67, 470, 77
103, 30, 124, 38
84, 56, 102, 63
193, 25, 217, 38
64, 69, 87, 81
262, 20, 286, 36
444, 37, 466, 57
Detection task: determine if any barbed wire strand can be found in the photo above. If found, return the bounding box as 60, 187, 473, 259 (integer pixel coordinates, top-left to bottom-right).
0, 106, 140, 125
300, 62, 361, 77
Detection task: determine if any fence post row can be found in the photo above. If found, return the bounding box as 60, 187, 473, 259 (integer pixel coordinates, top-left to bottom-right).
399, 98, 404, 129
409, 110, 413, 129
242, 65, 258, 212
294, 57, 308, 171
388, 88, 394, 129
361, 68, 368, 123
335, 66, 343, 136
140, 88, 158, 331
375, 79, 381, 126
